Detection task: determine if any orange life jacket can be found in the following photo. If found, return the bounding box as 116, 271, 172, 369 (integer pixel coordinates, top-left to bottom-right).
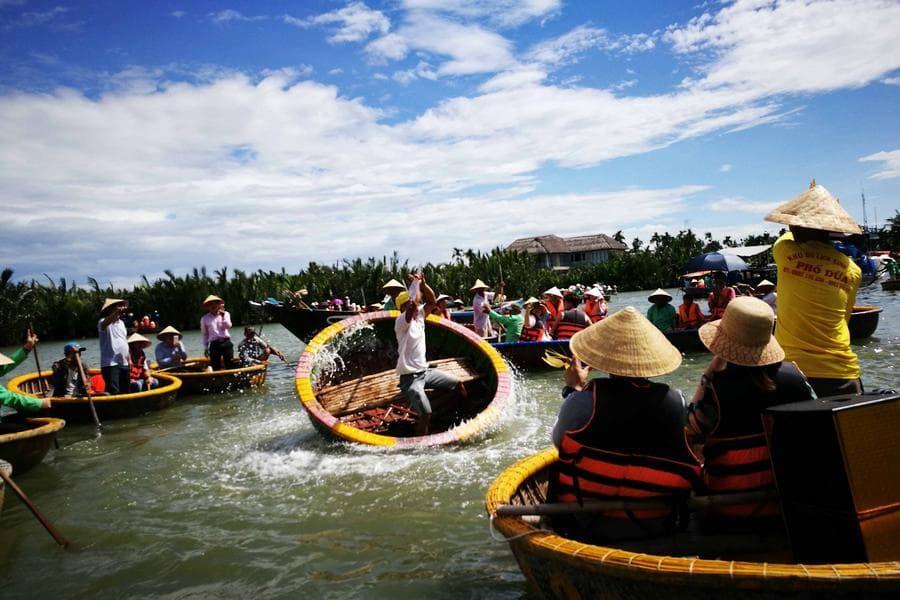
519, 326, 544, 342
555, 321, 587, 340
551, 379, 700, 526
708, 287, 734, 318
544, 298, 563, 321
584, 300, 606, 323
678, 302, 703, 328
129, 351, 146, 381
90, 373, 106, 394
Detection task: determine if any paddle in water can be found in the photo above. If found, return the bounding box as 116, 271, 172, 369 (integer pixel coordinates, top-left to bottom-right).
0, 469, 69, 547
73, 353, 102, 430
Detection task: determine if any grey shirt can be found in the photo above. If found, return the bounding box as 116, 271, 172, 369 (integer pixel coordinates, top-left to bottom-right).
98, 317, 129, 367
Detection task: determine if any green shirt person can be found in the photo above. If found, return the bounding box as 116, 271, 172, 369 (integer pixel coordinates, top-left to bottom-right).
646, 288, 678, 333
0, 331, 50, 413
486, 305, 524, 342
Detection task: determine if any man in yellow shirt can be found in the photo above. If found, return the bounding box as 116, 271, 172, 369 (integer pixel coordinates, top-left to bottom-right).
764, 182, 863, 397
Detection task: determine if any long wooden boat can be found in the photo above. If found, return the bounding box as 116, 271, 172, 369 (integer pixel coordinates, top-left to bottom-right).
7, 370, 181, 422
493, 340, 571, 370
154, 358, 267, 396
295, 310, 512, 447
0, 417, 65, 475
261, 303, 358, 341
486, 447, 900, 599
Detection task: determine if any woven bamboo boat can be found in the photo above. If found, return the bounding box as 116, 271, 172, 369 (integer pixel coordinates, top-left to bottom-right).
847, 305, 882, 339
154, 358, 267, 396
295, 310, 512, 447
486, 447, 900, 599
0, 417, 65, 475
7, 370, 181, 422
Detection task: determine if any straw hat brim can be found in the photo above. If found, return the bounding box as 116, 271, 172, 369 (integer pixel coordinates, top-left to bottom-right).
101, 298, 128, 314
127, 333, 152, 348
763, 184, 862, 234
698, 320, 785, 367
382, 279, 405, 291
570, 307, 682, 378
469, 279, 489, 292
202, 295, 224, 306
156, 326, 182, 340
648, 288, 672, 301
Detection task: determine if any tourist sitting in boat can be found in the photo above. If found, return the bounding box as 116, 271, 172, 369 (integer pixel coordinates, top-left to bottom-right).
583, 288, 607, 323
542, 287, 565, 331
395, 273, 467, 436
553, 294, 591, 339
432, 294, 453, 320
677, 293, 705, 329
201, 295, 235, 371
381, 279, 406, 310
155, 326, 188, 370
238, 327, 285, 365
98, 297, 131, 395
51, 342, 92, 397
755, 279, 777, 312
0, 329, 51, 411
688, 296, 815, 530
550, 307, 698, 540
471, 279, 503, 338
707, 272, 735, 319
646, 288, 677, 333
519, 297, 549, 342
127, 333, 159, 392
764, 182, 863, 398
484, 302, 524, 343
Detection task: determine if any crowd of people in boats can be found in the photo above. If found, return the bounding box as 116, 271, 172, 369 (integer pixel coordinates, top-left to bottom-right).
391, 181, 882, 539
0, 295, 285, 409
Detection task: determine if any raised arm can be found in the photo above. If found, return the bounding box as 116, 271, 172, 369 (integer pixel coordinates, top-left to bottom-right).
419, 274, 437, 317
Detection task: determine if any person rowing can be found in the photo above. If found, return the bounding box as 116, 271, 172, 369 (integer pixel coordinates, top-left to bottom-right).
238, 327, 286, 365
394, 273, 467, 436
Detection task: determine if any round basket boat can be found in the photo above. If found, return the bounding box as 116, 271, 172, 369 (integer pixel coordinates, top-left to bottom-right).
0, 417, 65, 476
7, 370, 181, 423
154, 358, 267, 396
295, 310, 512, 447
486, 448, 900, 599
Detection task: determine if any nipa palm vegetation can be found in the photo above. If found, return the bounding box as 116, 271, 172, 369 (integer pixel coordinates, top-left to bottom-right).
0, 229, 779, 345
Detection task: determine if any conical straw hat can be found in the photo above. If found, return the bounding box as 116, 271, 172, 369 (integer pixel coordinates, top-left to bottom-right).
382, 279, 405, 291
202, 294, 223, 306
543, 286, 563, 297
101, 298, 128, 314
435, 294, 451, 303
584, 287, 604, 298
523, 296, 541, 306
648, 288, 672, 302
570, 307, 682, 378
0, 352, 13, 367
755, 279, 775, 291
156, 325, 182, 340
469, 279, 489, 291
764, 184, 861, 234
699, 297, 784, 366
127, 333, 152, 347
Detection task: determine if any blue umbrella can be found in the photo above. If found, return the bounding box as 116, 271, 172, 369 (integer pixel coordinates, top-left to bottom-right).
682, 252, 749, 273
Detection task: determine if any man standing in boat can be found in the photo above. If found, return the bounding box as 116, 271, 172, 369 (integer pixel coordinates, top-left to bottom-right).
98, 297, 131, 395
395, 273, 466, 436
764, 182, 863, 397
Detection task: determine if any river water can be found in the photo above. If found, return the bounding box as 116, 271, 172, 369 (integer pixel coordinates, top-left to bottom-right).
1, 287, 897, 598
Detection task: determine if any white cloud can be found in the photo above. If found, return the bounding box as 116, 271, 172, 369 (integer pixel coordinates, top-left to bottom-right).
401, 0, 561, 27
859, 149, 900, 180
171, 10, 186, 19
4, 5, 72, 30
524, 25, 654, 69
708, 197, 780, 213
328, 68, 344, 76
287, 2, 389, 43
209, 10, 267, 24
882, 76, 900, 85
392, 61, 437, 85
719, 163, 732, 172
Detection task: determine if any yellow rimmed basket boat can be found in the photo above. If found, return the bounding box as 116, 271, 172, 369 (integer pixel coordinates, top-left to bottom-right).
8, 370, 181, 422
485, 447, 900, 599
153, 358, 267, 396
295, 310, 512, 447
0, 417, 65, 475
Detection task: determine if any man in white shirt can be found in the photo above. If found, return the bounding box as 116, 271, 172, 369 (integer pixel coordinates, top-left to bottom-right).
395, 273, 465, 436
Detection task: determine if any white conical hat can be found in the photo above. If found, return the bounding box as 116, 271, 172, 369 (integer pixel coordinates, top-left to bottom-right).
127, 333, 151, 347
470, 279, 489, 291
543, 286, 563, 297
522, 296, 541, 306
382, 279, 405, 291
764, 183, 861, 234
202, 294, 223, 306
755, 279, 775, 290
156, 325, 182, 340
101, 298, 128, 314
570, 307, 682, 378
648, 288, 672, 301
584, 287, 604, 298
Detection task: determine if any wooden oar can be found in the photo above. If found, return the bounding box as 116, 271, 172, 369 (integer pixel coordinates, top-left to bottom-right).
28, 324, 49, 397
0, 469, 69, 547
73, 353, 102, 430
493, 490, 777, 517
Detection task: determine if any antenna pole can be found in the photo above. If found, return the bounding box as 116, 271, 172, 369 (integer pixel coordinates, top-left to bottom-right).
861, 190, 868, 231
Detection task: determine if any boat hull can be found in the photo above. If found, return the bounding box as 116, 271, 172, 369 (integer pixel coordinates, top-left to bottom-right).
8, 371, 182, 423
156, 358, 268, 396
486, 448, 900, 599
493, 340, 571, 371
295, 311, 512, 447
0, 418, 65, 475
882, 279, 900, 291
848, 305, 882, 339
263, 304, 358, 341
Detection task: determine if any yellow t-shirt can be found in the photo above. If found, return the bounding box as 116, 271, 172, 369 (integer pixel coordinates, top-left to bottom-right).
772, 232, 861, 379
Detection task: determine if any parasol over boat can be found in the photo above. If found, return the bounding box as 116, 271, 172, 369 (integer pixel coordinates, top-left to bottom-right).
683, 252, 750, 274
7, 370, 182, 422
294, 311, 512, 447
486, 447, 900, 599
152, 357, 267, 396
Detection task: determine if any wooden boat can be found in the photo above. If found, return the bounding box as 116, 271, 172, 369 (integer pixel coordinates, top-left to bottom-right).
882, 278, 900, 291
492, 340, 572, 370
0, 417, 65, 475
154, 358, 267, 396
486, 447, 900, 599
848, 305, 882, 339
261, 302, 358, 341
7, 370, 181, 422
295, 310, 512, 447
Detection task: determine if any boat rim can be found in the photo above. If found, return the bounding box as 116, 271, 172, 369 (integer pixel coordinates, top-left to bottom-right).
295, 309, 512, 447
0, 417, 66, 443
8, 370, 182, 404
485, 447, 900, 588
150, 357, 267, 378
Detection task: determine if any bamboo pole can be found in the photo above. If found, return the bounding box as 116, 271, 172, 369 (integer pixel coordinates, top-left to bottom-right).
0, 470, 69, 547
73, 353, 102, 430
28, 324, 49, 396
493, 491, 777, 517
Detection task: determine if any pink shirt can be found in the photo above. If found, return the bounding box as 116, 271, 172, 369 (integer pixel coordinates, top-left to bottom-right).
201, 311, 232, 348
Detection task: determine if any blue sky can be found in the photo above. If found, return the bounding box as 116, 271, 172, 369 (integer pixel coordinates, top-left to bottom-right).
1, 0, 899, 285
